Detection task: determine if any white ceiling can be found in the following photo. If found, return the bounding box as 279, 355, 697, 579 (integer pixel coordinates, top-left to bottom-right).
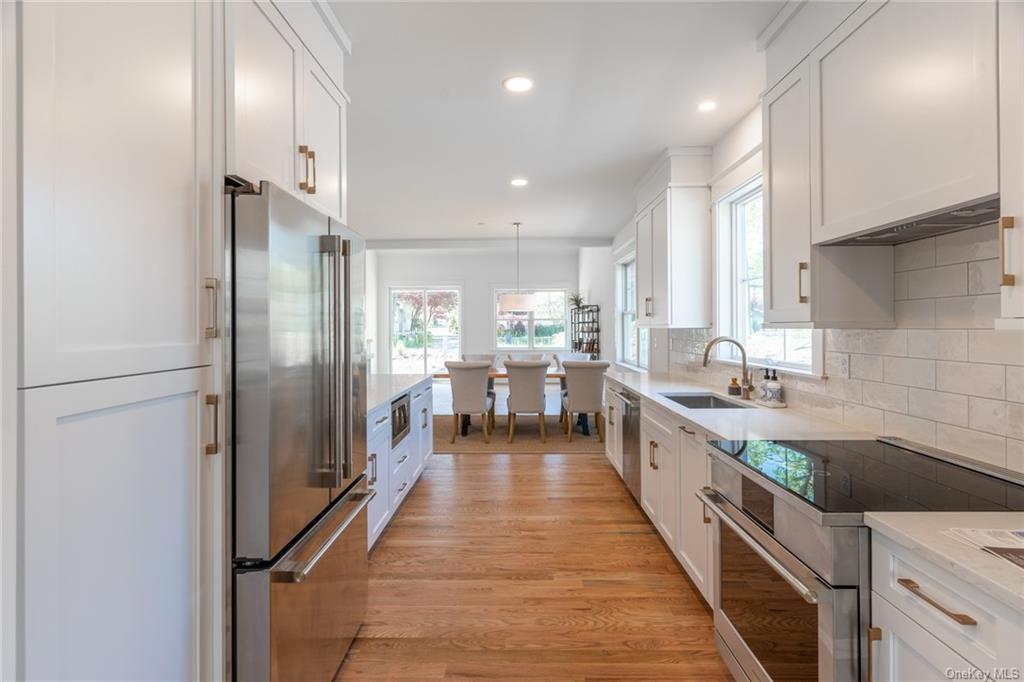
330, 2, 781, 242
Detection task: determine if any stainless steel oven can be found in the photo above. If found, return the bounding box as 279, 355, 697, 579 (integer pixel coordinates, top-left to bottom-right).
390, 393, 410, 447
698, 486, 859, 682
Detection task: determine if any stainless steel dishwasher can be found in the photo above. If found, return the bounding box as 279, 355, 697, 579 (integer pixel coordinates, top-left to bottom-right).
616, 388, 641, 502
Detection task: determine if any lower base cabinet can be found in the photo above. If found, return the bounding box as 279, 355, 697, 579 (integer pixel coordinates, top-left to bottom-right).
22, 367, 210, 680
676, 424, 712, 604
367, 378, 433, 549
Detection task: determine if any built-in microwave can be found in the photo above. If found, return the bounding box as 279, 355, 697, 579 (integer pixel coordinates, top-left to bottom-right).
390, 393, 410, 448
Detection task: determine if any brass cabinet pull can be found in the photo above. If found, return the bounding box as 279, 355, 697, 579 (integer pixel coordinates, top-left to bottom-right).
204, 394, 219, 455
608, 405, 614, 426
307, 149, 317, 194
649, 440, 659, 470
798, 261, 809, 303
644, 297, 653, 317
298, 144, 311, 190
1001, 216, 1016, 286
368, 452, 377, 486
896, 578, 978, 626
867, 627, 881, 681
680, 425, 695, 435
204, 277, 219, 339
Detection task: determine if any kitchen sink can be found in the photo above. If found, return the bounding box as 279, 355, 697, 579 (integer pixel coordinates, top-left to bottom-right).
659, 393, 752, 409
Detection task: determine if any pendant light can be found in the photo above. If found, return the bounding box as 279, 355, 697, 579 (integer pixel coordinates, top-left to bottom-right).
498, 222, 535, 313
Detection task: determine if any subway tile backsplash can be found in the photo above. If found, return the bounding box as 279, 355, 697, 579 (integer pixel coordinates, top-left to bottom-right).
669, 224, 1024, 474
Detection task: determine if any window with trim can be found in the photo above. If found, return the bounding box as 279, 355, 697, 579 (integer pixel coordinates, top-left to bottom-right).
717, 179, 818, 373
617, 260, 649, 369
495, 289, 568, 349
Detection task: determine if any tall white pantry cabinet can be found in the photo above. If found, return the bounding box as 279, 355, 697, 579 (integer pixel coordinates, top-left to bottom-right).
0, 1, 351, 679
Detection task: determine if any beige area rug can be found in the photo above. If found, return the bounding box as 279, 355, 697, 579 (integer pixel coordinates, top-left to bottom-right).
433, 414, 605, 453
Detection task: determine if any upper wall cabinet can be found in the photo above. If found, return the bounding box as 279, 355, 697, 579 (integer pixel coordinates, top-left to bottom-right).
231, 0, 350, 222
20, 1, 215, 388
999, 0, 1024, 326
808, 0, 998, 245
762, 59, 894, 328
635, 188, 712, 328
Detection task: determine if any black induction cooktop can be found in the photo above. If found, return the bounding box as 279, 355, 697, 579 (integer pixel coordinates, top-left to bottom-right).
707, 438, 1024, 514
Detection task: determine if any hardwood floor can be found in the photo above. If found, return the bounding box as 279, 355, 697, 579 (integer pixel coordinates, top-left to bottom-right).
338, 452, 731, 681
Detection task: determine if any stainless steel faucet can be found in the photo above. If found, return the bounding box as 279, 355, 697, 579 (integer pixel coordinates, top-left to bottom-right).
702, 336, 753, 400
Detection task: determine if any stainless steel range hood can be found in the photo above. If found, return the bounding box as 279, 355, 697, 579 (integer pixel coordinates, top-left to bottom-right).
827, 195, 1000, 245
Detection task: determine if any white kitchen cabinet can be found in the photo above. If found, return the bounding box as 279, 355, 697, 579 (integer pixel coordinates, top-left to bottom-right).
366, 404, 391, 549
604, 387, 623, 475
412, 381, 433, 475
763, 61, 812, 325
640, 406, 680, 549
808, 0, 998, 245
20, 0, 215, 387
999, 0, 1024, 326
22, 367, 211, 681
634, 188, 712, 328
231, 0, 349, 220
870, 594, 983, 682
762, 55, 894, 328
676, 423, 712, 605
302, 55, 348, 222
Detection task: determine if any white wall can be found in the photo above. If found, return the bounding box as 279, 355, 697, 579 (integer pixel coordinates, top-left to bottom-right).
365, 249, 378, 373
371, 245, 579, 373
577, 246, 614, 361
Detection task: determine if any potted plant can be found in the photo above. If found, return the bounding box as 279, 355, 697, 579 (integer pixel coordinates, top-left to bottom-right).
569, 292, 584, 308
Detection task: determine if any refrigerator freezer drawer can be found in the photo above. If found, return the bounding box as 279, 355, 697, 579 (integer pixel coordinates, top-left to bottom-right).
235, 484, 372, 681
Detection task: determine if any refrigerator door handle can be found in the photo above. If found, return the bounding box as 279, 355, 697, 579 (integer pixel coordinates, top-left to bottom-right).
318, 236, 342, 484
270, 489, 375, 584
340, 239, 352, 483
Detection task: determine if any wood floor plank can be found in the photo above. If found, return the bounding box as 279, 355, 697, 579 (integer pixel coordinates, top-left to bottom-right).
337, 452, 731, 681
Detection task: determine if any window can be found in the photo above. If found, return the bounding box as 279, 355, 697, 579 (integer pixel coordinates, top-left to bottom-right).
617, 260, 648, 369
390, 288, 461, 373
495, 290, 567, 349
718, 180, 817, 372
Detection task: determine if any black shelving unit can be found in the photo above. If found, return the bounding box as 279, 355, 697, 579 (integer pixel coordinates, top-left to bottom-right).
570, 304, 600, 357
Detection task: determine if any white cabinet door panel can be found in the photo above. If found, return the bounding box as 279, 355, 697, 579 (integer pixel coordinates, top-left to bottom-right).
654, 431, 679, 549
809, 0, 998, 244
232, 0, 303, 196
677, 429, 711, 604
635, 211, 653, 327
366, 428, 390, 548
648, 194, 670, 326
302, 56, 348, 222
764, 61, 812, 324
21, 1, 214, 387
22, 367, 209, 681
999, 0, 1024, 322
639, 427, 658, 521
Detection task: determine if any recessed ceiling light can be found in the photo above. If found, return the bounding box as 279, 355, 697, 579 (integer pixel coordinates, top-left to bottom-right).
502, 76, 533, 93
698, 100, 717, 113
510, 178, 529, 187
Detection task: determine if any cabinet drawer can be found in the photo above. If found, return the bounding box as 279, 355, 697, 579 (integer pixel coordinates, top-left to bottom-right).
368, 402, 390, 441
872, 534, 1022, 673
366, 429, 389, 492
390, 447, 415, 508
390, 437, 413, 477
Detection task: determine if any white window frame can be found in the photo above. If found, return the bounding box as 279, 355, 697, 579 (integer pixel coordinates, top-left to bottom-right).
615, 258, 648, 369
714, 177, 823, 376
493, 288, 570, 351
386, 284, 464, 374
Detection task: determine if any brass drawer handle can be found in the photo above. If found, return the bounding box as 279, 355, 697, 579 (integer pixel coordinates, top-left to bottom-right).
896, 578, 977, 626
644, 297, 653, 317
307, 149, 317, 195
649, 440, 659, 470
204, 277, 218, 339
204, 394, 219, 455
298, 145, 311, 191
607, 405, 614, 426
680, 425, 695, 435
867, 627, 881, 681
798, 261, 809, 303
1001, 216, 1016, 286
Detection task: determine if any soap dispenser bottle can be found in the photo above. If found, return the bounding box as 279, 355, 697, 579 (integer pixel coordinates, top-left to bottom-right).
757, 369, 787, 408
756, 368, 770, 402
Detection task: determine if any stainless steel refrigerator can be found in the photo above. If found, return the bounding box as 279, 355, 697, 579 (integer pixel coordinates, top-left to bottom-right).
226, 179, 370, 681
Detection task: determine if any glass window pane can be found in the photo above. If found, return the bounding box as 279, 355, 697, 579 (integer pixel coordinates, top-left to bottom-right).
425, 289, 460, 373
533, 319, 565, 348
533, 291, 566, 319
622, 312, 637, 365
496, 318, 529, 347
638, 326, 649, 369
390, 289, 425, 374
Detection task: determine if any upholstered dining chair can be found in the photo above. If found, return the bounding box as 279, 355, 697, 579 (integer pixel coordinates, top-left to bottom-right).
504, 360, 550, 443
462, 353, 499, 398
444, 361, 495, 443
554, 352, 593, 424
561, 361, 610, 442
507, 352, 548, 363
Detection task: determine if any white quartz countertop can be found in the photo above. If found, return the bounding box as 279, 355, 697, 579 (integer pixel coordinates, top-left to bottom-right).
604, 370, 873, 441
367, 374, 431, 411
865, 512, 1024, 612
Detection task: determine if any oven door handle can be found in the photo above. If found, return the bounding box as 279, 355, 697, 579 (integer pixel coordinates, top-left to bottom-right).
697, 488, 820, 605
